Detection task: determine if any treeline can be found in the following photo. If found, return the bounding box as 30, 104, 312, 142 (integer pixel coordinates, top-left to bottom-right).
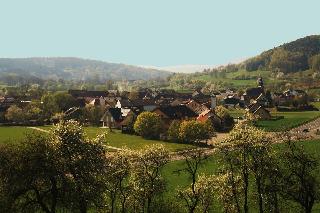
0, 120, 319, 212
0, 91, 106, 126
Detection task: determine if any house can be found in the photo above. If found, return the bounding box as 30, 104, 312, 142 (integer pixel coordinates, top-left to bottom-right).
274, 89, 308, 107
242, 77, 265, 105
246, 102, 271, 120
152, 105, 197, 128
69, 90, 107, 99
120, 109, 139, 133
223, 96, 241, 108
186, 100, 209, 115
0, 96, 17, 112
115, 98, 158, 112
69, 89, 122, 104
101, 108, 123, 128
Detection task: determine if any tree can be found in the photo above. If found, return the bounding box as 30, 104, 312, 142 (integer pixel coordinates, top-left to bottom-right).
105, 149, 133, 213
52, 92, 77, 112
309, 54, 320, 72
24, 102, 44, 122
5, 105, 24, 123
214, 105, 234, 129
134, 112, 162, 139
41, 92, 77, 119
51, 120, 107, 213
129, 145, 169, 212
214, 123, 273, 213
179, 120, 214, 144
84, 105, 105, 126
41, 93, 60, 118
0, 133, 61, 213
269, 48, 307, 73
167, 120, 181, 142
176, 149, 212, 213
279, 135, 320, 213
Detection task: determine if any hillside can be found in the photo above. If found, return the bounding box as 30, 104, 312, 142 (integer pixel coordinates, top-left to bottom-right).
165, 35, 320, 92
0, 57, 171, 82
243, 35, 320, 73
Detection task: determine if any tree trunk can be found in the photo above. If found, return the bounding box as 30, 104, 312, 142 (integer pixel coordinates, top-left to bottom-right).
243, 168, 249, 213
256, 176, 264, 213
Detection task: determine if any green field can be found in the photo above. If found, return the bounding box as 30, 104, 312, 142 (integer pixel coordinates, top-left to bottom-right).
193, 70, 278, 88
256, 111, 320, 132
0, 126, 196, 151
0, 126, 33, 144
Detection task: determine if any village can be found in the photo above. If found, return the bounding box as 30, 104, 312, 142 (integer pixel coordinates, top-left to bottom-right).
1, 77, 319, 143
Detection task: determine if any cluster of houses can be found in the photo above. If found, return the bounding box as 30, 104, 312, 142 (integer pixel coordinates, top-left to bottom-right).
68, 88, 222, 132
0, 77, 314, 128
67, 77, 313, 130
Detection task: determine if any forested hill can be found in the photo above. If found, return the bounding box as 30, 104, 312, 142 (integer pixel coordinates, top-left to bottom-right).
0, 57, 171, 82
243, 35, 320, 73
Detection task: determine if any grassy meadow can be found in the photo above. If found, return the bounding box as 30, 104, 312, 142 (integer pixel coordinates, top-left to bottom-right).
256, 111, 320, 132
0, 126, 196, 151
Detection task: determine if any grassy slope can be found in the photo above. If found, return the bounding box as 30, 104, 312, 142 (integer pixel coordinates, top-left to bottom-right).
0, 126, 33, 144
194, 70, 277, 88
1, 126, 195, 151
84, 127, 196, 151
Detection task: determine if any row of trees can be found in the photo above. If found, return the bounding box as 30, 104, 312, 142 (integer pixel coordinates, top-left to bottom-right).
133, 112, 216, 143
2, 91, 107, 125
1, 120, 319, 212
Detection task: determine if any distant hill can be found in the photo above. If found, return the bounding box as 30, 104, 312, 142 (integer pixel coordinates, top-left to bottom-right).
0, 57, 171, 82
242, 35, 320, 73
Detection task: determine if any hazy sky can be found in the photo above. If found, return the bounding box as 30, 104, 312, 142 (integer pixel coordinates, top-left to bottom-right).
0, 0, 319, 66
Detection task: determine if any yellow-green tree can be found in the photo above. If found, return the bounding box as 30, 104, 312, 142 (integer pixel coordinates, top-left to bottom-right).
134, 112, 162, 139
214, 123, 274, 213
179, 120, 214, 144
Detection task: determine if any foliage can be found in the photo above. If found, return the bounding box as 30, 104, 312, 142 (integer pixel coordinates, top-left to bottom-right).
167, 120, 182, 142
309, 54, 320, 72
176, 149, 211, 213
269, 48, 307, 73
214, 123, 274, 213
134, 112, 162, 139
179, 120, 214, 144
0, 133, 61, 213
105, 149, 133, 213
214, 105, 235, 129
243, 35, 320, 73
83, 105, 105, 126
4, 105, 24, 123
278, 135, 320, 213
129, 145, 170, 212
50, 120, 107, 212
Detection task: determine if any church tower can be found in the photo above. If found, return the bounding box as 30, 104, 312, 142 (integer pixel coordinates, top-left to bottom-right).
257, 77, 264, 88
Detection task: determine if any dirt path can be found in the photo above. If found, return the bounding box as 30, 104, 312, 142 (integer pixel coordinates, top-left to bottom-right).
27, 127, 49, 133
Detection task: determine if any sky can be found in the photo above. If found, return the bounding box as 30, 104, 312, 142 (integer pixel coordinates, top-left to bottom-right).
0, 0, 319, 67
